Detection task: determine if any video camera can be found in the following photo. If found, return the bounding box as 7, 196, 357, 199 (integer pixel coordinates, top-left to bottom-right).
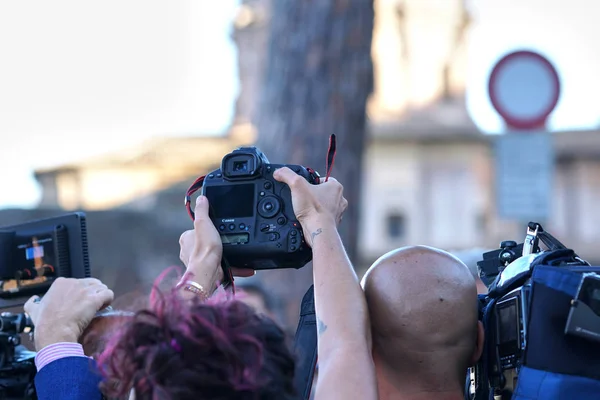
0, 212, 91, 400
469, 222, 600, 400
186, 146, 322, 271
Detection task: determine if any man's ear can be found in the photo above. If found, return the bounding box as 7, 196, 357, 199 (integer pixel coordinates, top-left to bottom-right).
470, 321, 485, 366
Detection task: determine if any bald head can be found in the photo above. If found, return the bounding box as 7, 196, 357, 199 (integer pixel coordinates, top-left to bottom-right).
362, 246, 481, 391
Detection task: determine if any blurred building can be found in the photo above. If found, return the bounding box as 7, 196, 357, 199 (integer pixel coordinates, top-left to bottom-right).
35, 124, 256, 211
33, 0, 600, 264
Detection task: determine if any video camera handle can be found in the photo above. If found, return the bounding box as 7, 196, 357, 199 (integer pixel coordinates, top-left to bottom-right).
524, 222, 588, 265
523, 222, 567, 256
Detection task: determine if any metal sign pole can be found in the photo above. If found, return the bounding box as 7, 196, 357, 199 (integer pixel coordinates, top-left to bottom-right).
488, 50, 561, 225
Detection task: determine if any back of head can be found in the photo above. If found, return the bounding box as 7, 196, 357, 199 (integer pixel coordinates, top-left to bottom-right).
99, 291, 296, 400
79, 309, 134, 357
362, 245, 479, 391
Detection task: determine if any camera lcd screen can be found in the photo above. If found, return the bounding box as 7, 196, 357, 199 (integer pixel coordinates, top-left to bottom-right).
221, 233, 249, 244
205, 184, 255, 219
578, 276, 600, 316
497, 300, 519, 348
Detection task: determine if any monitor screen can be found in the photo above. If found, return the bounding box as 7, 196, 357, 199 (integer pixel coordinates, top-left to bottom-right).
498, 302, 519, 344
205, 184, 255, 219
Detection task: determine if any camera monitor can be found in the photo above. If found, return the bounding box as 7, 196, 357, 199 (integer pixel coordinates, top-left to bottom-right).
0, 212, 91, 309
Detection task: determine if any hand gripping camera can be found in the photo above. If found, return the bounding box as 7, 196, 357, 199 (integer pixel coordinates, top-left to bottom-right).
185, 136, 336, 273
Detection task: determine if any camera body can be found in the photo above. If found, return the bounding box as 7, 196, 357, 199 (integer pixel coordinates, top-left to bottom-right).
201, 146, 320, 270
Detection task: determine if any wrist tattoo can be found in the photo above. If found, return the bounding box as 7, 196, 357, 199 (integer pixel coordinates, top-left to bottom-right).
311, 228, 323, 244
317, 317, 328, 335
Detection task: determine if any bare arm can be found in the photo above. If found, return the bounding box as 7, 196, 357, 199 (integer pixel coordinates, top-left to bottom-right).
273, 167, 377, 400
308, 220, 378, 400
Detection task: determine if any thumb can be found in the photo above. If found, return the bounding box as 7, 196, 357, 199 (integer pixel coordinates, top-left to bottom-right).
193, 195, 218, 238
273, 167, 300, 186
24, 295, 41, 318
194, 195, 210, 223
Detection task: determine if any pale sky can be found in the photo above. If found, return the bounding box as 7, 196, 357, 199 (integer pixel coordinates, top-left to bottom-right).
0, 0, 598, 209
467, 0, 600, 132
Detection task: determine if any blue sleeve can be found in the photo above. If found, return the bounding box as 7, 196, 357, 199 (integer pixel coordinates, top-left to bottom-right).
34, 357, 103, 400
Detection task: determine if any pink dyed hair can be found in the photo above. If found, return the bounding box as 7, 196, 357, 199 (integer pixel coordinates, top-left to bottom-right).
97, 267, 296, 400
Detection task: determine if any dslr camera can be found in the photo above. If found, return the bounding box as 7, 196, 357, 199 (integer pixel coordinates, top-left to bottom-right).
201, 146, 320, 270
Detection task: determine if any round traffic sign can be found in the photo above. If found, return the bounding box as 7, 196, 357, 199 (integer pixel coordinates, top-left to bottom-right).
488, 50, 561, 130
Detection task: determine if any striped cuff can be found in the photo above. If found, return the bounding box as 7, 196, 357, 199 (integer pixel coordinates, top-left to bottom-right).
35, 342, 87, 371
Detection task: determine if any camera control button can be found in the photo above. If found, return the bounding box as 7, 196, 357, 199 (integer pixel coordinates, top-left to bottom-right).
260, 224, 270, 232
219, 224, 226, 231
260, 191, 265, 197
264, 181, 272, 190
277, 217, 286, 225
208, 174, 214, 178
290, 230, 298, 237
291, 238, 297, 244
228, 224, 235, 230
239, 223, 246, 230
216, 173, 222, 178
290, 245, 296, 251
269, 233, 280, 241
258, 196, 281, 219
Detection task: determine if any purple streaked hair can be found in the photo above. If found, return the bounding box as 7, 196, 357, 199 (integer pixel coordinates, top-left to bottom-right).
97, 267, 297, 400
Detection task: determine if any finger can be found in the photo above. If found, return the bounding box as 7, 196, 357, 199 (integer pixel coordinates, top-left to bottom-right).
230, 267, 256, 278
193, 196, 213, 232
179, 230, 194, 264
80, 278, 103, 286
273, 167, 306, 189
179, 230, 193, 248
88, 283, 109, 294
24, 295, 41, 315
194, 195, 209, 221
179, 250, 188, 267
93, 288, 115, 311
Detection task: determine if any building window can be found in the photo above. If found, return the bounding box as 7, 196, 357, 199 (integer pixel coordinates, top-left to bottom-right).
387, 214, 406, 239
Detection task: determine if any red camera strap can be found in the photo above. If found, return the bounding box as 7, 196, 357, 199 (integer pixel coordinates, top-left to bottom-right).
325, 134, 336, 182
184, 134, 337, 293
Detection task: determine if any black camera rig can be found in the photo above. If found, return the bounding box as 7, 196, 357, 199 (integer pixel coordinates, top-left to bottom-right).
0, 312, 36, 399
0, 212, 92, 399
469, 222, 597, 400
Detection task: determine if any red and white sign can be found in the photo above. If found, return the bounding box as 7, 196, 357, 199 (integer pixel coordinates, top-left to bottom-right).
488, 50, 561, 130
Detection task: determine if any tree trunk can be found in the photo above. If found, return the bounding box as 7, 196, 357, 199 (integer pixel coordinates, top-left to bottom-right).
252, 0, 374, 327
